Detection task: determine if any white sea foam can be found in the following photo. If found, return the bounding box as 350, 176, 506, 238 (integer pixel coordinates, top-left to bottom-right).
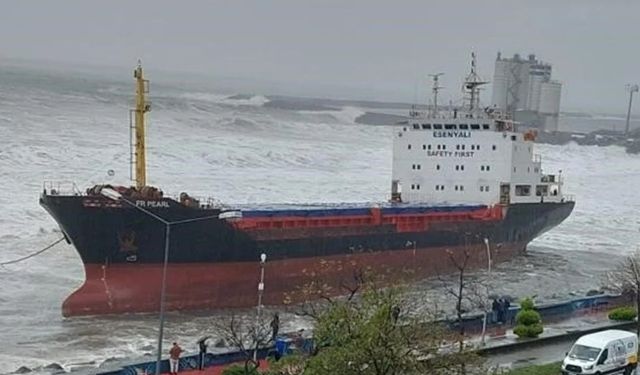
180, 92, 270, 106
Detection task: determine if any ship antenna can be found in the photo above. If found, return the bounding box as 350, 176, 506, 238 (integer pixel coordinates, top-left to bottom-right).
131, 60, 151, 189
463, 52, 489, 114
428, 73, 444, 118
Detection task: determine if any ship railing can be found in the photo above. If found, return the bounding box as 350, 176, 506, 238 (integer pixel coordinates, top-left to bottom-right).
562, 194, 575, 202
42, 181, 83, 196
166, 194, 230, 210
193, 196, 228, 210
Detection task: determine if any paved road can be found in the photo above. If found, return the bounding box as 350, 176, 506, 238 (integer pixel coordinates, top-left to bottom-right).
487, 337, 572, 371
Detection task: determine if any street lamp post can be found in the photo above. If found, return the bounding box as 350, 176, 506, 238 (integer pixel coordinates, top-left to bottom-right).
625, 84, 639, 135
100, 188, 219, 375
253, 253, 267, 363
481, 237, 492, 346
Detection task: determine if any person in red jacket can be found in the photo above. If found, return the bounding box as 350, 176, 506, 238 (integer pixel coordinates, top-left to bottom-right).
169, 342, 183, 375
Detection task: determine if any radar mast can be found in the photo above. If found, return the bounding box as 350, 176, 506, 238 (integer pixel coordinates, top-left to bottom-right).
428, 73, 444, 118
463, 52, 489, 114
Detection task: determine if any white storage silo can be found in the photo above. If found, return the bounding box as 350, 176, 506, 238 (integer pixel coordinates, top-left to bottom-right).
539, 81, 562, 115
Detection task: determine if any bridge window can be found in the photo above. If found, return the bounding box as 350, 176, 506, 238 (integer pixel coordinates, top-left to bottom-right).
422, 124, 432, 129
515, 184, 531, 196
481, 166, 485, 171
436, 165, 441, 170
492, 145, 497, 150
437, 145, 441, 150
536, 185, 549, 196
408, 144, 412, 150
471, 124, 480, 130
442, 145, 447, 150
480, 186, 484, 192
411, 184, 415, 190
433, 124, 443, 129
459, 124, 469, 129
445, 124, 457, 130
428, 145, 432, 150
476, 145, 480, 150
483, 124, 490, 130
416, 184, 421, 190
511, 135, 517, 141
413, 124, 420, 129
417, 164, 421, 170
422, 144, 426, 150
461, 144, 465, 150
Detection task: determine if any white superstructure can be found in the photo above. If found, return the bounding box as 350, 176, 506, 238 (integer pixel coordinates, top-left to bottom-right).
391, 55, 565, 206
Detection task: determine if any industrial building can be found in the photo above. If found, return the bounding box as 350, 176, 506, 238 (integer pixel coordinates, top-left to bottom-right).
491, 53, 562, 131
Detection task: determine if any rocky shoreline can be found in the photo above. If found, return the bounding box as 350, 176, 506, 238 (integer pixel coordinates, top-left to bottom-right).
533, 128, 640, 154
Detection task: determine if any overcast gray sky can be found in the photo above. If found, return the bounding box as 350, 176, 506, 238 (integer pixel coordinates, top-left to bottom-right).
1, 0, 638, 112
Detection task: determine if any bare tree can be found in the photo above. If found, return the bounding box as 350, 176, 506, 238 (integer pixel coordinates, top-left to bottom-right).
436, 241, 494, 375
603, 250, 640, 339
211, 314, 273, 374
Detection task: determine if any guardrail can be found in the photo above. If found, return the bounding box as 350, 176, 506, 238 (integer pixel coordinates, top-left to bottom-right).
42, 181, 82, 196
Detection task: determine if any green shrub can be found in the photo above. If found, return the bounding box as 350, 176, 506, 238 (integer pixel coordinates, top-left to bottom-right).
608, 306, 637, 321
221, 364, 260, 375
520, 297, 535, 311
513, 297, 543, 338
513, 323, 543, 338
516, 310, 541, 326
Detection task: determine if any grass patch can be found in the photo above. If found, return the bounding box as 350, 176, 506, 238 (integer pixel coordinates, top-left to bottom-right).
506, 361, 561, 374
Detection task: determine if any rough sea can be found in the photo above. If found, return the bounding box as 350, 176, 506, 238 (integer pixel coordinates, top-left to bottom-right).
1, 60, 639, 374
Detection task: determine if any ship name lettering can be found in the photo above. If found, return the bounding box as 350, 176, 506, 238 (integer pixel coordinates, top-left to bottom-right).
426, 151, 475, 158
136, 200, 170, 208
433, 130, 471, 138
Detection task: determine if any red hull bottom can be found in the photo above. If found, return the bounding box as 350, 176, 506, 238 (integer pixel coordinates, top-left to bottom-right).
63, 243, 525, 317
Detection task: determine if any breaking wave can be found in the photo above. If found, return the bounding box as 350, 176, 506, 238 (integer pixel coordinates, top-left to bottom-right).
180, 92, 270, 107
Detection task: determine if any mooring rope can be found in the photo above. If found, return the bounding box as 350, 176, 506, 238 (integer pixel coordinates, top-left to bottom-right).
0, 237, 66, 266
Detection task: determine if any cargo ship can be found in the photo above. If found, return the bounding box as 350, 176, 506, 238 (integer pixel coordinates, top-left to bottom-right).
40, 57, 574, 317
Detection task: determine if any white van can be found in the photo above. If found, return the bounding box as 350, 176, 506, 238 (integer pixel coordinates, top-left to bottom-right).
562, 329, 638, 375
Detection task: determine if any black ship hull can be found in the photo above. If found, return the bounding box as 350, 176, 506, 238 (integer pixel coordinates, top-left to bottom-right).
40, 193, 574, 316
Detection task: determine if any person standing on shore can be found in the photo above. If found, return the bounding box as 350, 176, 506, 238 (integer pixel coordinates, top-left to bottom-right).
270, 313, 280, 342
197, 337, 210, 371
169, 342, 183, 375
491, 299, 500, 324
